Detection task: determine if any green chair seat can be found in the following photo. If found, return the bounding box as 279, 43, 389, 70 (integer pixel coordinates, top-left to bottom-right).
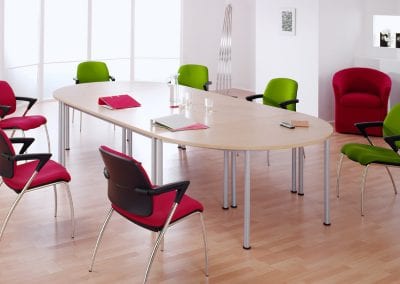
341, 143, 400, 166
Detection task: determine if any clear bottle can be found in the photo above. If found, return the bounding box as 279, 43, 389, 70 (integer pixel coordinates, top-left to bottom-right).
169, 74, 179, 108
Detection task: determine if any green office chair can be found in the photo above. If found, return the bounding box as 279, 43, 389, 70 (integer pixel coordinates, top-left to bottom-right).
246, 78, 299, 165
246, 78, 299, 111
178, 64, 212, 91
73, 61, 115, 131
336, 103, 400, 216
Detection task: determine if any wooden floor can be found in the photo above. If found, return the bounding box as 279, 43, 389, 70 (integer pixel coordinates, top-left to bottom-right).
1, 100, 400, 283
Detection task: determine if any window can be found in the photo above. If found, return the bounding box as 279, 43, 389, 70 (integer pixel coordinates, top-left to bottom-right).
2, 0, 181, 100
134, 0, 181, 82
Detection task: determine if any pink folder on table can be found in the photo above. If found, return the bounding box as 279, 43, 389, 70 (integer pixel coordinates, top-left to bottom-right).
98, 94, 141, 109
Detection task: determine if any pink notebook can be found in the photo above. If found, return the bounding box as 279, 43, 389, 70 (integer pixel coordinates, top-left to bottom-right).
98, 94, 141, 109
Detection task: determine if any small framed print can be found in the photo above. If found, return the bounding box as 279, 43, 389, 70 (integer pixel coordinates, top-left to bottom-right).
280, 8, 296, 36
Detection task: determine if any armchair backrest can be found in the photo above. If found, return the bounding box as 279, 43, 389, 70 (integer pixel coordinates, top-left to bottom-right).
0, 81, 17, 116
383, 104, 400, 145
76, 61, 111, 84
178, 64, 209, 91
0, 129, 16, 178
99, 146, 154, 216
332, 67, 392, 98
263, 78, 298, 111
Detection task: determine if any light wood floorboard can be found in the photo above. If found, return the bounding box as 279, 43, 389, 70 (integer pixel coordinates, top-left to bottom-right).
1, 100, 400, 283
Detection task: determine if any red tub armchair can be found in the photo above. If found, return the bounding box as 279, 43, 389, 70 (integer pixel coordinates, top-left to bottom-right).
332, 67, 391, 136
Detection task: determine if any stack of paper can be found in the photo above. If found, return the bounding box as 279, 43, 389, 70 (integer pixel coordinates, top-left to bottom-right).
153, 114, 208, 132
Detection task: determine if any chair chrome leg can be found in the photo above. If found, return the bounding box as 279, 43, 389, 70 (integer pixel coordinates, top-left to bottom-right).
44, 124, 51, 153
10, 129, 17, 138
266, 150, 270, 166
143, 203, 177, 284
336, 154, 344, 198
361, 165, 369, 216
0, 191, 26, 241
199, 212, 209, 277
89, 208, 114, 272
53, 184, 58, 217
384, 166, 397, 194
65, 183, 75, 239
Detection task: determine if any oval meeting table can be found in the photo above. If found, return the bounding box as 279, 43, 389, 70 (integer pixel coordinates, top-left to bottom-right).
54, 81, 333, 249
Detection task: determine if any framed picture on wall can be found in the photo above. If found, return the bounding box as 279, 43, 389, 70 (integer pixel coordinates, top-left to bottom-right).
280, 8, 296, 36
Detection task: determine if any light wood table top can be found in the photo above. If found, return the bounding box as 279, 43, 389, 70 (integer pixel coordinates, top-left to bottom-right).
54, 81, 333, 151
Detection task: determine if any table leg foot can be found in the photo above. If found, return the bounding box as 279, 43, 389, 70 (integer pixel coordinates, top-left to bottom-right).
230, 205, 237, 208
242, 246, 251, 250
222, 206, 229, 210
323, 222, 331, 226
298, 193, 304, 196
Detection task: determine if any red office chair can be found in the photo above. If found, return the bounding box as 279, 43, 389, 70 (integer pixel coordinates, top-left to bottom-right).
89, 146, 208, 283
0, 129, 75, 241
0, 81, 51, 152
332, 67, 391, 136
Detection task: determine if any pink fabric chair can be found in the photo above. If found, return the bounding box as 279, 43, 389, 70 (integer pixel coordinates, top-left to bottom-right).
0, 81, 50, 151
89, 146, 208, 283
0, 128, 74, 242
332, 67, 391, 136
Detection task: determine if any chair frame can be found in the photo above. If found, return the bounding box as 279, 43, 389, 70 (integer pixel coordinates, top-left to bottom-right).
89, 148, 208, 283
336, 121, 399, 216
0, 137, 75, 241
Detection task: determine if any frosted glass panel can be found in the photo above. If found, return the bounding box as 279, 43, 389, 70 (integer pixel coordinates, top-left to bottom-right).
134, 0, 181, 58
43, 62, 79, 100
4, 0, 40, 67
44, 0, 88, 62
102, 59, 131, 81
92, 0, 131, 59
134, 58, 180, 82
6, 66, 38, 98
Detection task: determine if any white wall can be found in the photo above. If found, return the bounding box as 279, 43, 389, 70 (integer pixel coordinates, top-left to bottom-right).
0, 0, 4, 78
255, 0, 319, 116
181, 0, 255, 91
319, 0, 363, 121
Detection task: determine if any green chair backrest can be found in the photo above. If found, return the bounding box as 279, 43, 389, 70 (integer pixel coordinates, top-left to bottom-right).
383, 104, 400, 149
76, 61, 111, 83
178, 64, 209, 90
263, 78, 298, 111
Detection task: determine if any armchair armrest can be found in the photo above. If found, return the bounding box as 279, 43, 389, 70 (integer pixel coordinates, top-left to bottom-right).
279, 99, 299, 109
135, 180, 190, 204
2, 152, 52, 172
384, 135, 400, 153
355, 121, 383, 145
203, 81, 212, 91
246, 94, 263, 102
109, 76, 116, 81
9, 137, 35, 154
15, 96, 37, 113
0, 105, 11, 119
